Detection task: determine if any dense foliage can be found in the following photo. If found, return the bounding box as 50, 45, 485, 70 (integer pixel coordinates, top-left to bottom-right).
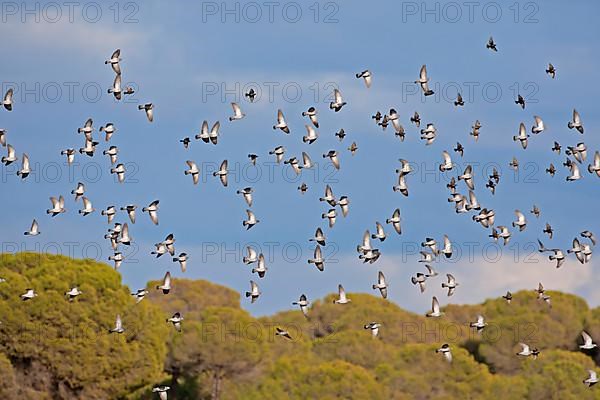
2, 253, 600, 399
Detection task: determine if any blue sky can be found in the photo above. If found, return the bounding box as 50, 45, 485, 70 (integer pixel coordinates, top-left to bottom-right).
0, 0, 599, 316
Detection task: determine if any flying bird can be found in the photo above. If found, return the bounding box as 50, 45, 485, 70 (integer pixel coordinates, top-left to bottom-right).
246, 280, 261, 303
273, 109, 290, 133
275, 327, 293, 340
142, 200, 160, 225
372, 271, 388, 299
333, 284, 351, 304
104, 49, 121, 74
166, 312, 184, 332
580, 331, 597, 350
292, 294, 310, 318
156, 272, 172, 294
436, 343, 452, 362
108, 314, 124, 334
212, 159, 228, 187
546, 63, 556, 79
229, 102, 245, 121
441, 274, 458, 296
486, 36, 497, 51
1, 88, 13, 111
516, 343, 540, 359
364, 322, 381, 337
302, 106, 319, 128
138, 103, 154, 122
568, 109, 584, 133
415, 65, 434, 96
583, 370, 598, 387
329, 89, 347, 112
243, 209, 259, 229
386, 208, 401, 234
426, 296, 444, 317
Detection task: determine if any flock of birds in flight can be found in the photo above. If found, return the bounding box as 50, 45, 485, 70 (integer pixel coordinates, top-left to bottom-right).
1, 36, 600, 396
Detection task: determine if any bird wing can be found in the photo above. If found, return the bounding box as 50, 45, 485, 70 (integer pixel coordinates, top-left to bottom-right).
442, 150, 451, 165
82, 197, 92, 210
231, 102, 242, 117
378, 271, 386, 285
582, 330, 594, 345
364, 74, 372, 88
432, 296, 440, 313
362, 230, 372, 250
210, 121, 220, 137
220, 159, 228, 173
302, 152, 313, 168
515, 210, 525, 223
331, 154, 340, 170
376, 222, 384, 236
325, 184, 334, 199
419, 65, 428, 81
314, 245, 322, 260
277, 109, 286, 125
447, 274, 456, 285
186, 160, 198, 172
4, 88, 13, 103
113, 74, 121, 91
315, 227, 324, 240
468, 190, 478, 206
338, 284, 347, 301
200, 120, 209, 137
573, 109, 581, 125
333, 89, 342, 104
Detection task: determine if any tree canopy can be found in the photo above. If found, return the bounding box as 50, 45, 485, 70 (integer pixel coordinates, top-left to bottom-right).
2, 253, 600, 399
